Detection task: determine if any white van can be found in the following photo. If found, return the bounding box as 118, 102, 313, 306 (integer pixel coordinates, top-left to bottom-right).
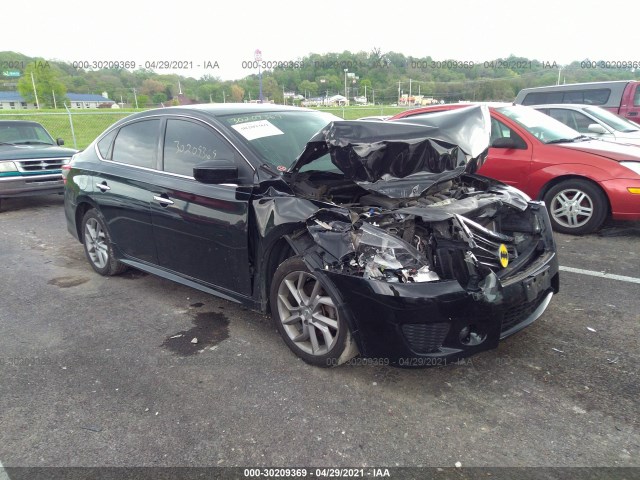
515, 81, 640, 124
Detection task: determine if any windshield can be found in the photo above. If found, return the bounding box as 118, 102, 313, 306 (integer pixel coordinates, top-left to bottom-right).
584, 107, 640, 133
496, 105, 582, 144
0, 123, 55, 145
219, 110, 340, 171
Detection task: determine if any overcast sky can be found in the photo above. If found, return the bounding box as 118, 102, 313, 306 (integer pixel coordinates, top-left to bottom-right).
3, 0, 635, 80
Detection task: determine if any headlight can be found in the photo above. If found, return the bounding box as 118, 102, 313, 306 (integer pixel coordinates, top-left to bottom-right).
0, 161, 18, 173
353, 223, 439, 283
620, 161, 640, 176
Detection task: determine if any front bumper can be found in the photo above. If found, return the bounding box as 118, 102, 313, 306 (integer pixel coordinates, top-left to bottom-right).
601, 178, 640, 221
0, 172, 64, 198
320, 250, 559, 365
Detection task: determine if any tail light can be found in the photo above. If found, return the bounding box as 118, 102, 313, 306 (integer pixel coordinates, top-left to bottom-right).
61, 154, 76, 184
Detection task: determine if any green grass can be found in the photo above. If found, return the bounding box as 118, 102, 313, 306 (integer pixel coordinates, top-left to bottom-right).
314, 105, 406, 120
0, 105, 408, 149
0, 108, 142, 149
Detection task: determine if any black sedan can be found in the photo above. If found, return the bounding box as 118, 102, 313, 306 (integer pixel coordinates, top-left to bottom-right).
63, 104, 559, 367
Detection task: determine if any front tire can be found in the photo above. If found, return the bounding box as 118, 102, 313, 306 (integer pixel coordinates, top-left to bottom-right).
543, 179, 608, 235
81, 209, 127, 276
270, 257, 358, 367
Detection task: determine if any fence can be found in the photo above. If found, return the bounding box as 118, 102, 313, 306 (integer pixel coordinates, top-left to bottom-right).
316, 105, 405, 120
0, 109, 134, 150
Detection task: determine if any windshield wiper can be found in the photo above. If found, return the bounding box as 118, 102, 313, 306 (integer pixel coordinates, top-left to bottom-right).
545, 137, 583, 144
15, 141, 54, 145
0, 141, 16, 146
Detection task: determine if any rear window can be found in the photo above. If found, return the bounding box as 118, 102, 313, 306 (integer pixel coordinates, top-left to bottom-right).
522, 89, 610, 106
97, 129, 117, 158
112, 120, 159, 169
522, 92, 563, 105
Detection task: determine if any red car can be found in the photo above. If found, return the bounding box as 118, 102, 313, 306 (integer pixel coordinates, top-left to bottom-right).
390, 104, 640, 234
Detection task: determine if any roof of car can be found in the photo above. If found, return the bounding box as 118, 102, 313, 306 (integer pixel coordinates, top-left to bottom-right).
395, 102, 515, 118
530, 104, 604, 110
149, 103, 316, 117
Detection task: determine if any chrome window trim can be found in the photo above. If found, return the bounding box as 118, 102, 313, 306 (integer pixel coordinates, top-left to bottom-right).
93, 113, 256, 179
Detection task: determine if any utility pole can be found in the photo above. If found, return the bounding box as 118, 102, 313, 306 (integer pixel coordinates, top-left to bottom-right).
344, 69, 348, 100
52, 90, 57, 109
409, 78, 412, 105
132, 88, 138, 109
397, 81, 401, 104
30, 72, 40, 109
557, 66, 564, 86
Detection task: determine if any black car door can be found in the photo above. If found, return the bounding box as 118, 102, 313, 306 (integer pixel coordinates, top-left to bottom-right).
93, 119, 161, 264
149, 117, 253, 297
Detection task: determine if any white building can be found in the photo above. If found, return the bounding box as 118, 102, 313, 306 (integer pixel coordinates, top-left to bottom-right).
0, 91, 115, 109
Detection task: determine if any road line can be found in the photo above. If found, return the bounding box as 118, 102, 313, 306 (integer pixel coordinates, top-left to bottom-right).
560, 266, 640, 285
0, 460, 10, 480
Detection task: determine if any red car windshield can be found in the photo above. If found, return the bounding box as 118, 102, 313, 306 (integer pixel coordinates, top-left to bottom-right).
496, 105, 582, 144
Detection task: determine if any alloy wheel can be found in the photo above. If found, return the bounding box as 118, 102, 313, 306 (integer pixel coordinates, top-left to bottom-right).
549, 188, 594, 229
276, 270, 339, 356
84, 217, 109, 269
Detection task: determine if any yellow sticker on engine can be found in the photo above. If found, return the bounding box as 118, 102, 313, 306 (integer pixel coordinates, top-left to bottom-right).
499, 244, 509, 268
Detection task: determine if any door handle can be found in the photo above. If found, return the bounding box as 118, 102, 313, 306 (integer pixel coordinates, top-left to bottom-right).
96, 182, 111, 192
153, 195, 174, 206
626, 112, 638, 116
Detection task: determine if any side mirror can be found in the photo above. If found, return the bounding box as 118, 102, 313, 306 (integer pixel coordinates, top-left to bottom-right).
56, 138, 65, 146
587, 123, 608, 134
193, 160, 238, 184
492, 137, 518, 149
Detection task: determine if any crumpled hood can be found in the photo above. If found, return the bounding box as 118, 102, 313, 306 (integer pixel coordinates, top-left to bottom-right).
290, 105, 491, 198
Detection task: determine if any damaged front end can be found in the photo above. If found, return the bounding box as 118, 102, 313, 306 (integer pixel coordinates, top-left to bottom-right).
283, 106, 559, 364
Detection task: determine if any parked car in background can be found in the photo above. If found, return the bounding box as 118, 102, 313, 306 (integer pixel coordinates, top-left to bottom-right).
0, 120, 77, 209
391, 104, 640, 234
515, 81, 640, 124
531, 104, 640, 145
63, 104, 558, 367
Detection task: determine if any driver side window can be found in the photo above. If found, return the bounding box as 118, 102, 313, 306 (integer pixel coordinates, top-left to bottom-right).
163, 119, 236, 177
490, 118, 527, 149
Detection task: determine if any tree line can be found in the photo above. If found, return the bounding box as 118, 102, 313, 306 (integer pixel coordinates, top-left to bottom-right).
1, 49, 638, 108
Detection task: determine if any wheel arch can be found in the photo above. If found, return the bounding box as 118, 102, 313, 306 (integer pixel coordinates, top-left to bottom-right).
74, 197, 100, 242
255, 226, 302, 313
536, 174, 611, 216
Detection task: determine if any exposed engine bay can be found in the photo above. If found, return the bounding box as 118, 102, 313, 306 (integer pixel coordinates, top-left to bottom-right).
276, 104, 555, 315
289, 169, 546, 296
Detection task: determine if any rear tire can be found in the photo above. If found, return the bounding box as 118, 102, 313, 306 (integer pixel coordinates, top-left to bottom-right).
81, 209, 128, 276
270, 257, 358, 367
543, 179, 607, 235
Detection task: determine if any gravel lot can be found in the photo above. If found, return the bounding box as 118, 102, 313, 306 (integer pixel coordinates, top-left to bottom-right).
0, 195, 638, 477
